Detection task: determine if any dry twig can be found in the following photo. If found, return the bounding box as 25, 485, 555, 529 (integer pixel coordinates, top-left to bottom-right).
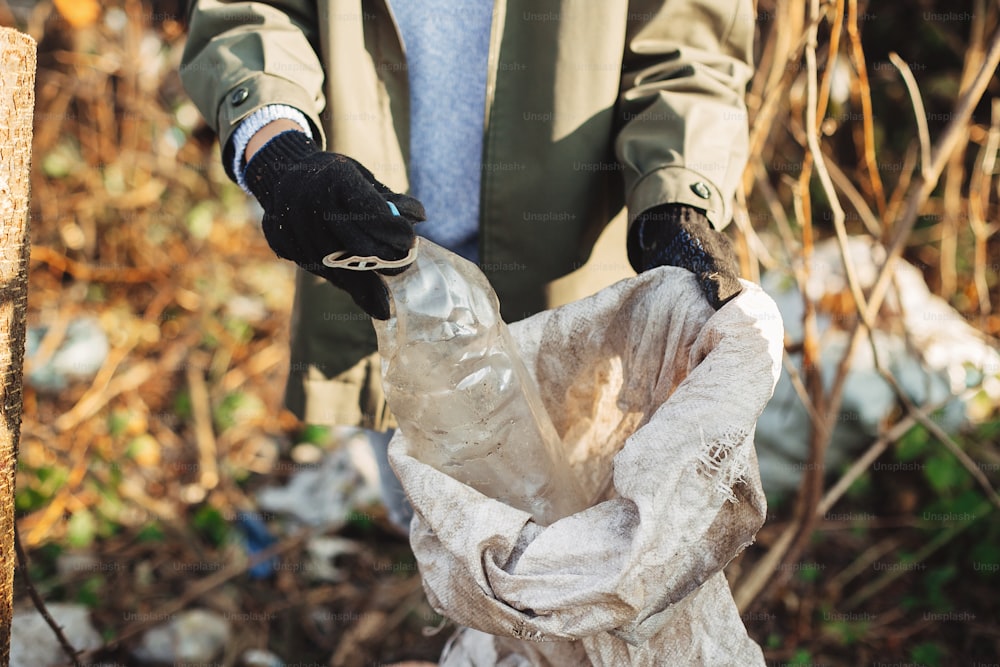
968, 98, 1000, 316
735, 389, 978, 611
769, 0, 876, 596
844, 0, 887, 218
875, 369, 1000, 510
841, 502, 990, 610
13, 526, 83, 667
867, 26, 1000, 319
113, 527, 317, 645
888, 52, 933, 183
186, 358, 220, 491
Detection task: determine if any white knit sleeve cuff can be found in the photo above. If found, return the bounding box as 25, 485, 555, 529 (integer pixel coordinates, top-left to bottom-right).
231, 104, 313, 193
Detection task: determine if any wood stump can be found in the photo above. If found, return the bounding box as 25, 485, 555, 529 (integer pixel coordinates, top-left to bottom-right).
0, 25, 37, 663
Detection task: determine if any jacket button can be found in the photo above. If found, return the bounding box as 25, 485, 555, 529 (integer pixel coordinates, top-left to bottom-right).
230, 87, 249, 106
690, 181, 711, 199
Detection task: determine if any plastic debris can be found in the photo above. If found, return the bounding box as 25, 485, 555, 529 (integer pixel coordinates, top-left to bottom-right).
225, 294, 269, 323
303, 535, 362, 582
241, 648, 285, 667
10, 603, 103, 667
131, 608, 231, 664
25, 316, 109, 391
373, 238, 587, 525
255, 431, 380, 529
233, 511, 278, 579
755, 236, 1000, 497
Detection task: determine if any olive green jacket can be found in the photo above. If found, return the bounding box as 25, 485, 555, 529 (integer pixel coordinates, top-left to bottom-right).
181, 0, 754, 430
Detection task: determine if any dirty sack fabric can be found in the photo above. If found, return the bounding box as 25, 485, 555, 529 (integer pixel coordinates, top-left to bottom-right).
386, 267, 784, 666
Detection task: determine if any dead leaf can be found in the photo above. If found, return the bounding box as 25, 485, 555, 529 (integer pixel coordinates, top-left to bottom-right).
54, 0, 101, 29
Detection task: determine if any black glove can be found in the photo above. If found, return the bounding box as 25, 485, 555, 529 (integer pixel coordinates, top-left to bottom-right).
244, 131, 426, 320
628, 204, 742, 310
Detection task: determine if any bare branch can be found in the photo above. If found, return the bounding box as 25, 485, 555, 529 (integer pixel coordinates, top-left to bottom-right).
842, 504, 988, 610
877, 368, 1000, 510
14, 525, 83, 667
845, 0, 888, 217
736, 389, 978, 611
866, 26, 1000, 335
968, 99, 1000, 315
889, 52, 933, 182
823, 150, 882, 236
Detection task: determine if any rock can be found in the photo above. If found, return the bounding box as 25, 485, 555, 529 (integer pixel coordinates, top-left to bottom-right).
10, 603, 103, 667
131, 609, 231, 665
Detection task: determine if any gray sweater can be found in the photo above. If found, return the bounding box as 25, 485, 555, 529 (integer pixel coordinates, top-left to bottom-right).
390, 0, 492, 262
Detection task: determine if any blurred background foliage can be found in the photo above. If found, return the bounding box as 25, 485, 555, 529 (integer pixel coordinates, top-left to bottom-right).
1, 0, 999, 664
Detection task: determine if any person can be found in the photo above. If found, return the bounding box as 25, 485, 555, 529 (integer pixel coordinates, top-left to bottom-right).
180, 2, 766, 663
181, 0, 753, 525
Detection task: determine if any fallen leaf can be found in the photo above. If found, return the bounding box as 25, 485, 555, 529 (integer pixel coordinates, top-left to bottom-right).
54, 0, 101, 29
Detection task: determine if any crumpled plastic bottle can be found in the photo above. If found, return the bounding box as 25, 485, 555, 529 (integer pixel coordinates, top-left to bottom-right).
369, 239, 586, 525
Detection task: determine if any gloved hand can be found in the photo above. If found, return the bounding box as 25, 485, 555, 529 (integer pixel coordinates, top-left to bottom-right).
628, 204, 742, 310
244, 131, 426, 320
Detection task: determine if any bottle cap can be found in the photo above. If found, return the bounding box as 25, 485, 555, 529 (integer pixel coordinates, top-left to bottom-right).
321, 201, 419, 271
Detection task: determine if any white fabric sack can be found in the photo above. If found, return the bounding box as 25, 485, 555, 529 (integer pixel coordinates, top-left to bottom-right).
387, 267, 784, 666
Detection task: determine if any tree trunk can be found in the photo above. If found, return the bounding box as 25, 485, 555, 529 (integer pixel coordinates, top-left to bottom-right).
0, 26, 37, 663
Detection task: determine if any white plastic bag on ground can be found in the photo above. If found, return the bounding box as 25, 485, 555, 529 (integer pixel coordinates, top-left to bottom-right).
11, 603, 102, 667
387, 267, 784, 666
755, 235, 1000, 497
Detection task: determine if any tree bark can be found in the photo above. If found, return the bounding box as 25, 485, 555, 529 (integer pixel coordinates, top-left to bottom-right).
0, 26, 37, 664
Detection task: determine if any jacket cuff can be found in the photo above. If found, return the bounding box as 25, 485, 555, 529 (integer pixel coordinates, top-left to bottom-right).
627, 166, 730, 233
215, 72, 326, 178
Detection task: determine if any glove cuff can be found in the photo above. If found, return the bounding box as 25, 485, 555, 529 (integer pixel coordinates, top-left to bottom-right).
627, 204, 708, 273
243, 130, 321, 203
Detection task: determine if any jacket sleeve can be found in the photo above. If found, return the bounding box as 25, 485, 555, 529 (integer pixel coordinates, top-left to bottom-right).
180, 0, 327, 164
617, 0, 755, 231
